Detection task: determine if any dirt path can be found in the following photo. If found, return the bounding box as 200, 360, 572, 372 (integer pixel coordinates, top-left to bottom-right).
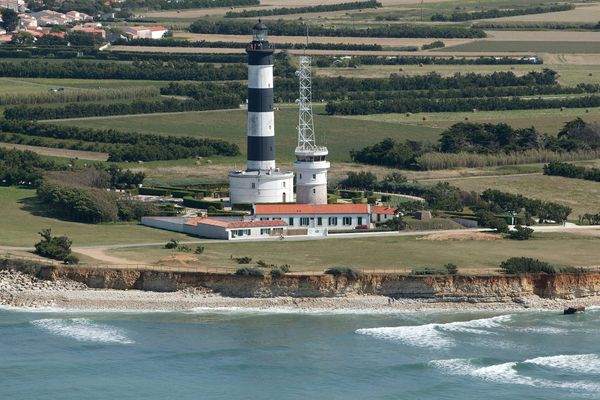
0, 143, 109, 161
74, 247, 141, 265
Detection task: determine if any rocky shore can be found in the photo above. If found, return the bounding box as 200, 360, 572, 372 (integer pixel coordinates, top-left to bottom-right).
2, 268, 599, 313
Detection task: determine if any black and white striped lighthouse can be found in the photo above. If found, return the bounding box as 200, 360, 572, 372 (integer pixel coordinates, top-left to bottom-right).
228, 20, 294, 204
246, 20, 275, 171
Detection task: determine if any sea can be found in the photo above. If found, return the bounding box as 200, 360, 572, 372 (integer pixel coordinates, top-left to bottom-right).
1, 306, 599, 400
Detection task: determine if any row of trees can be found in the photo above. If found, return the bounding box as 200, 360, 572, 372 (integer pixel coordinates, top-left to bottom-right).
189, 18, 487, 38
0, 87, 160, 106
543, 161, 600, 182
431, 4, 574, 22
117, 37, 383, 51
4, 95, 241, 120
326, 95, 600, 115
314, 55, 543, 67
0, 60, 248, 81
224, 1, 380, 18
122, 0, 258, 10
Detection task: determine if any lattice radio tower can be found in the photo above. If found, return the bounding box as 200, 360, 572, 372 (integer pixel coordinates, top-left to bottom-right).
295, 55, 318, 151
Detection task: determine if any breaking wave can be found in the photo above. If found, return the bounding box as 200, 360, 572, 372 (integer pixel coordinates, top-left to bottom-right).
31, 318, 134, 344
355, 315, 511, 349
525, 354, 600, 375
431, 357, 600, 393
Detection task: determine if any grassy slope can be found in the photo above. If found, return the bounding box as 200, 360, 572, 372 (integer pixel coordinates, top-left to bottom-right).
107, 232, 600, 271
429, 174, 600, 217
52, 106, 443, 162
0, 187, 192, 247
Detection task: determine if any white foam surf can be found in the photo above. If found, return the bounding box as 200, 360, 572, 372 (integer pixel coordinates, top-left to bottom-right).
355, 315, 511, 349
431, 357, 600, 393
31, 318, 134, 344
525, 354, 600, 375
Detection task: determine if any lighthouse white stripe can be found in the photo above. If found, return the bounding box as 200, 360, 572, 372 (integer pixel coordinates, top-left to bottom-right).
248, 65, 273, 89
247, 160, 276, 170
247, 112, 275, 137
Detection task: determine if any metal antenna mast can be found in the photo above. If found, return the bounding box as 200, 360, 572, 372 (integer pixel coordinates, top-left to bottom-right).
295, 55, 316, 151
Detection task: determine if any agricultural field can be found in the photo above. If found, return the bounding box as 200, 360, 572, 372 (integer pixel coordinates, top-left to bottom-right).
443, 41, 600, 54
489, 3, 600, 23
104, 231, 600, 272
0, 78, 65, 95
0, 187, 192, 247
53, 105, 443, 163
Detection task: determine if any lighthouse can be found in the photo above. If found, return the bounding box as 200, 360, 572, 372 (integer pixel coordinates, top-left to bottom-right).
228, 20, 294, 205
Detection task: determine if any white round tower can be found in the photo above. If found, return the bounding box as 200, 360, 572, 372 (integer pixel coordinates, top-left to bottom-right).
228, 20, 294, 205
294, 56, 330, 205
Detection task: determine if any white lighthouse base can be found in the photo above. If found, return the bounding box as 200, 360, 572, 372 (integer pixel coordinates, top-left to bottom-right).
229, 169, 294, 205
295, 160, 330, 205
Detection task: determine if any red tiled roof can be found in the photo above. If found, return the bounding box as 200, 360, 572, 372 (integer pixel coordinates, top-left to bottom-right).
186, 217, 287, 229
147, 26, 167, 31
255, 203, 370, 215
372, 206, 396, 215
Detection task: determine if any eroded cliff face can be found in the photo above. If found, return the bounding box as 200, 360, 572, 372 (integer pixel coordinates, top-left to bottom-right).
4, 260, 600, 300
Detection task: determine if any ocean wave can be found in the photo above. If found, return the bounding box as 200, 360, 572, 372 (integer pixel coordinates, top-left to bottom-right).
355, 315, 511, 349
431, 357, 600, 393
31, 318, 134, 344
525, 354, 600, 375
188, 306, 426, 316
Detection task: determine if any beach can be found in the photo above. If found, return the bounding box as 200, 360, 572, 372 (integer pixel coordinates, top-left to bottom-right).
2, 268, 599, 313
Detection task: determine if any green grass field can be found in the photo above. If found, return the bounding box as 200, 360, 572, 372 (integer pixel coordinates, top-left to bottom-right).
0, 78, 67, 94
106, 232, 600, 272
342, 107, 600, 135
15, 78, 170, 90
428, 174, 600, 217
53, 105, 443, 162
0, 187, 192, 247
443, 41, 600, 54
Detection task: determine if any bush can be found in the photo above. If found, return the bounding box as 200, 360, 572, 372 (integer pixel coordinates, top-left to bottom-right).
34, 228, 75, 263
270, 268, 284, 278
235, 267, 264, 277
499, 257, 556, 274
411, 267, 446, 275
279, 264, 291, 273
183, 197, 225, 210
507, 225, 534, 240
178, 245, 192, 253
325, 267, 363, 279
195, 246, 205, 254
165, 239, 179, 249
444, 263, 458, 275
236, 256, 252, 264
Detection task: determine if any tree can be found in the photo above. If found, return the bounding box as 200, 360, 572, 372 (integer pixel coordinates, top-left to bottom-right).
339, 171, 377, 189
0, 8, 18, 32
9, 31, 35, 46
34, 228, 78, 263
507, 225, 534, 240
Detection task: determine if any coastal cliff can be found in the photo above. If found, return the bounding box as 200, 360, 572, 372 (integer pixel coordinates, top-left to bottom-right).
3, 259, 600, 301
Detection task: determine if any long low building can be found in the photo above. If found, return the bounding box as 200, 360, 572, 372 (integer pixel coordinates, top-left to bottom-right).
253, 203, 371, 230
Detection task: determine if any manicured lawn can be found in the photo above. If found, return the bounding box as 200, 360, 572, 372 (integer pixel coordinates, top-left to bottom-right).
53, 105, 444, 162
106, 232, 600, 272
0, 187, 192, 247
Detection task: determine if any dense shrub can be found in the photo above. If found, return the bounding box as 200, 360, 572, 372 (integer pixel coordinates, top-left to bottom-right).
444, 263, 458, 275
544, 161, 600, 182
422, 41, 445, 50
165, 239, 179, 249
0, 147, 59, 186
324, 267, 363, 279
34, 228, 77, 263
235, 267, 264, 277
507, 225, 534, 240
499, 257, 557, 274
123, 0, 258, 10
235, 257, 252, 264
411, 267, 446, 275
182, 197, 225, 210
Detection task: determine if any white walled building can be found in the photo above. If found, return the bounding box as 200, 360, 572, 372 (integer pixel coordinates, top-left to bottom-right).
124, 26, 168, 39
253, 204, 371, 231
371, 206, 399, 224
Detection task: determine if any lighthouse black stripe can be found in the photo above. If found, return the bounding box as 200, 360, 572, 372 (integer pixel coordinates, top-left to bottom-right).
248, 88, 273, 113
247, 136, 275, 161
247, 50, 274, 66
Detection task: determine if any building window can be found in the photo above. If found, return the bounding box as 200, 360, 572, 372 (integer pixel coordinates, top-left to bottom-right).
313, 188, 316, 194
328, 217, 338, 226
299, 174, 302, 179
251, 183, 255, 189
300, 217, 310, 226
283, 181, 286, 188
272, 228, 284, 233
317, 217, 322, 226
312, 174, 316, 179
343, 217, 352, 226
288, 217, 294, 226
260, 228, 270, 235
358, 217, 363, 225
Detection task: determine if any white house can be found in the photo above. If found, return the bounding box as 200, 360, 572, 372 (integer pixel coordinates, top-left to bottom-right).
124, 25, 168, 39
371, 205, 398, 224
253, 203, 372, 231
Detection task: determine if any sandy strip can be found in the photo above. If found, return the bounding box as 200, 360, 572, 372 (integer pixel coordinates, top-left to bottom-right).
0, 143, 109, 161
